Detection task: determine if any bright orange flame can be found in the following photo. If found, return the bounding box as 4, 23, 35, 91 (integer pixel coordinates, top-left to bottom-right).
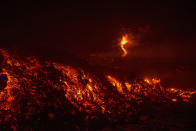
120, 34, 129, 57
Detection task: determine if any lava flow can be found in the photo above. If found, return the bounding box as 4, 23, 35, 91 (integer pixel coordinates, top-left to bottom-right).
0, 49, 195, 130
120, 34, 130, 57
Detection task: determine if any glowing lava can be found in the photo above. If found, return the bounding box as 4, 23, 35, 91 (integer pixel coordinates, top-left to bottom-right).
120, 34, 129, 57
0, 49, 196, 130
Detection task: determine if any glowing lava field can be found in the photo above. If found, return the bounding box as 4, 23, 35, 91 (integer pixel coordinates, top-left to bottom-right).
0, 49, 195, 131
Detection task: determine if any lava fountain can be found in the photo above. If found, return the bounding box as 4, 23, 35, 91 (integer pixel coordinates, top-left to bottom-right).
120, 34, 131, 57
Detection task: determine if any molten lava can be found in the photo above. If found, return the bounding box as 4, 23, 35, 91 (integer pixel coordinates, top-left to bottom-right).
120, 34, 130, 57
0, 49, 195, 130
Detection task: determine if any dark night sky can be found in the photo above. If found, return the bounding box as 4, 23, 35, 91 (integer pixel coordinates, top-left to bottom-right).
0, 1, 195, 54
